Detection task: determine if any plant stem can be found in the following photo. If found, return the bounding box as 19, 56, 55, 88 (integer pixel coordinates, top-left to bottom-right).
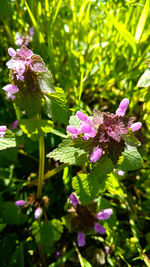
37, 134, 45, 199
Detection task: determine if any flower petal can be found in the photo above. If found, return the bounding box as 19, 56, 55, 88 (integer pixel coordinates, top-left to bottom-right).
77, 232, 85, 246
96, 208, 113, 220
131, 122, 142, 132
94, 223, 106, 234
69, 193, 79, 207
90, 147, 103, 163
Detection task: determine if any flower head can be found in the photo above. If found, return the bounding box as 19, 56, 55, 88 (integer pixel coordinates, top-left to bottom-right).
15, 27, 35, 47
69, 193, 113, 247
67, 99, 142, 163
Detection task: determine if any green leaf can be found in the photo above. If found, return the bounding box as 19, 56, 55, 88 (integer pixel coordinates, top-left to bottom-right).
19, 119, 53, 141
72, 156, 113, 204
78, 254, 92, 267
40, 219, 63, 253
14, 91, 44, 117
0, 223, 7, 232
49, 248, 75, 267
135, 0, 149, 43
2, 202, 27, 225
100, 1, 137, 53
44, 87, 68, 124
38, 71, 55, 94
0, 138, 16, 150
47, 137, 88, 166
32, 219, 63, 254
117, 146, 143, 171
137, 69, 150, 87
9, 244, 24, 267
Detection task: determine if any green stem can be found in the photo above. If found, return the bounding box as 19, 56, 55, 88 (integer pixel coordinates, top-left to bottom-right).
37, 134, 45, 199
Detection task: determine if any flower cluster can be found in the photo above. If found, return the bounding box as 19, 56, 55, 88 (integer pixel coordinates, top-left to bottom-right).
67, 99, 142, 163
15, 194, 49, 220
15, 27, 35, 47
69, 193, 113, 247
2, 45, 48, 99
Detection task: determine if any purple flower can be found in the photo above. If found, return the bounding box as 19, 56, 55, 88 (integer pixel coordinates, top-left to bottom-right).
94, 223, 106, 234
11, 120, 18, 130
15, 200, 27, 207
15, 31, 32, 47
67, 126, 80, 139
77, 232, 85, 246
34, 207, 42, 219
29, 27, 35, 36
69, 193, 79, 207
67, 98, 142, 163
6, 45, 47, 76
69, 195, 113, 247
117, 170, 124, 176
90, 147, 103, 163
131, 122, 142, 132
96, 208, 113, 220
0, 126, 7, 137
105, 246, 110, 254
8, 47, 16, 57
2, 84, 19, 99
116, 98, 129, 116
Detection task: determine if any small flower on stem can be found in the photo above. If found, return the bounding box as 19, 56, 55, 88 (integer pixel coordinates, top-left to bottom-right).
34, 207, 42, 219
69, 194, 113, 247
15, 200, 27, 207
117, 170, 125, 176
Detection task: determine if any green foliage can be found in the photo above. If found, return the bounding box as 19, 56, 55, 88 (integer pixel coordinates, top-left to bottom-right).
14, 92, 44, 117
1, 202, 27, 225
137, 69, 150, 87
0, 137, 16, 150
19, 118, 53, 141
44, 87, 68, 124
72, 156, 113, 204
32, 219, 63, 254
47, 137, 89, 166
9, 244, 24, 267
117, 146, 143, 171
38, 71, 55, 94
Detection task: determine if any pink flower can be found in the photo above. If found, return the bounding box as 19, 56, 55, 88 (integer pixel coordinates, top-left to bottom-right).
90, 147, 103, 163
2, 84, 19, 99
69, 193, 79, 207
116, 98, 129, 117
0, 126, 7, 137
15, 200, 27, 207
6, 45, 47, 77
96, 208, 113, 220
34, 207, 42, 219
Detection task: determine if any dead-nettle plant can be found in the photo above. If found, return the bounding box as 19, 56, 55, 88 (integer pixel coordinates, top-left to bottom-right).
0, 45, 143, 253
